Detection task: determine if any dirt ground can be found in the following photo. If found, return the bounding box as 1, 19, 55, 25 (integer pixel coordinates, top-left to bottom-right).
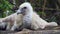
0, 26, 60, 34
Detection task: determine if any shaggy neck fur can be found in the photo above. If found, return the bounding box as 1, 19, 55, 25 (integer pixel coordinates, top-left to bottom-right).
23, 10, 33, 23
22, 2, 33, 28
23, 11, 33, 29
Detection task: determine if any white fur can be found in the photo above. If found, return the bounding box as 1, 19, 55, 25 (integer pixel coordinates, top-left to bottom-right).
31, 12, 58, 29
16, 2, 58, 30
0, 13, 23, 31
0, 2, 58, 31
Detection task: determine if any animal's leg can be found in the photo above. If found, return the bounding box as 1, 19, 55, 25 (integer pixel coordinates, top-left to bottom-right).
11, 21, 18, 31
6, 23, 11, 30
46, 22, 58, 27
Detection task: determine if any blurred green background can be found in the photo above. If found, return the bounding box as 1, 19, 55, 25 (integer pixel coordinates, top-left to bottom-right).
0, 0, 60, 25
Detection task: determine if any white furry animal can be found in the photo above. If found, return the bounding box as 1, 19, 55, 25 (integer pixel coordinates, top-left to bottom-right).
16, 2, 58, 30
0, 13, 23, 31
0, 14, 16, 30
0, 2, 58, 31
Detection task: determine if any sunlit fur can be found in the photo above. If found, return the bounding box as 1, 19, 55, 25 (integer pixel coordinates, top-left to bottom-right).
0, 13, 23, 31
16, 2, 58, 30
0, 2, 58, 31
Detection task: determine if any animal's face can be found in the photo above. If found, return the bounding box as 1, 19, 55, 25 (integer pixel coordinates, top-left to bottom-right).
16, 2, 33, 15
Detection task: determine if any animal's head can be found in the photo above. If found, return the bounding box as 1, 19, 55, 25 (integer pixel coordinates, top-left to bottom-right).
16, 2, 33, 15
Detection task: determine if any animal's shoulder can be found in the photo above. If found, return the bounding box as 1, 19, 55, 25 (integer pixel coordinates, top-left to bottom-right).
32, 12, 40, 20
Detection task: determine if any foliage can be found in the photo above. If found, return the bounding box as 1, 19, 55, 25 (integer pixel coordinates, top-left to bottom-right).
0, 0, 60, 24
0, 0, 13, 18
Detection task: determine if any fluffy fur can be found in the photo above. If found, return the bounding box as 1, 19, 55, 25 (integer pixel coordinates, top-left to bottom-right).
0, 2, 58, 31
0, 13, 23, 31
16, 2, 58, 30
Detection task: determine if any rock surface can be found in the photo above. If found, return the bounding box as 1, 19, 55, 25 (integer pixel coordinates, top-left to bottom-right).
0, 26, 60, 34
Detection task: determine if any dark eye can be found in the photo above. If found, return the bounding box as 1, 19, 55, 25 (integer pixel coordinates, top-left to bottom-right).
23, 7, 27, 9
